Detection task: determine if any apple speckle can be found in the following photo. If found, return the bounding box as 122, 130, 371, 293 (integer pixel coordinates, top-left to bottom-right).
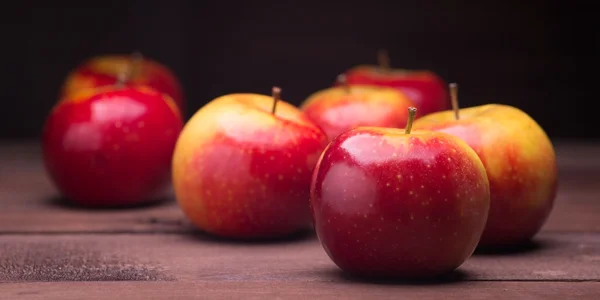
386, 182, 390, 187
369, 203, 373, 208
115, 121, 122, 128
278, 175, 284, 180
123, 127, 130, 133
206, 190, 212, 196
442, 175, 446, 179
113, 144, 120, 150
297, 168, 302, 173
270, 156, 275, 161
137, 121, 145, 128
410, 214, 414, 220
363, 214, 367, 218
420, 185, 425, 189
409, 191, 414, 195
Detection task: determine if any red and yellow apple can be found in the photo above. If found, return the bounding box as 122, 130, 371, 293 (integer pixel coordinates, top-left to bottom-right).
172, 87, 329, 239
60, 53, 185, 112
42, 84, 184, 207
310, 107, 490, 279
412, 84, 558, 249
337, 50, 449, 117
300, 77, 415, 141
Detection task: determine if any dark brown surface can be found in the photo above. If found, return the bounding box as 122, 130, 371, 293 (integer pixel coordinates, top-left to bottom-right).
1, 141, 599, 299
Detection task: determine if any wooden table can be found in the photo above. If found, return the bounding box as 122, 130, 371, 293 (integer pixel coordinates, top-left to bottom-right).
1, 141, 599, 299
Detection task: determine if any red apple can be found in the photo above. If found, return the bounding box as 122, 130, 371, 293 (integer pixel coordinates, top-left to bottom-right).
310, 107, 490, 279
300, 75, 416, 141
42, 83, 184, 207
172, 87, 329, 239
60, 52, 185, 112
337, 50, 450, 117
412, 83, 558, 249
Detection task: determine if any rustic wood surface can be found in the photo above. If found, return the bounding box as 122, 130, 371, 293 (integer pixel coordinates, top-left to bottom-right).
1, 141, 599, 299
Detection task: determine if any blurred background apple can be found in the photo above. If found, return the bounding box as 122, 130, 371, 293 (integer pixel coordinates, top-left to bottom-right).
60, 53, 185, 113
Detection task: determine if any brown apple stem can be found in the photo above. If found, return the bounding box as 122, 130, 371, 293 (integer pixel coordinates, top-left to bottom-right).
377, 49, 391, 72
271, 86, 281, 115
449, 83, 459, 120
130, 51, 144, 78
337, 74, 350, 93
115, 71, 128, 88
405, 107, 417, 134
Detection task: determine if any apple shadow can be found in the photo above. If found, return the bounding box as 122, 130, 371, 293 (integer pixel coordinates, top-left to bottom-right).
473, 238, 554, 256
183, 227, 318, 246
324, 267, 470, 286
46, 195, 175, 211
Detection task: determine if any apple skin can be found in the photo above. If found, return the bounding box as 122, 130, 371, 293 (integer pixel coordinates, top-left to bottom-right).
171, 93, 329, 239
42, 85, 184, 207
338, 65, 450, 117
412, 104, 558, 249
300, 85, 415, 141
60, 54, 185, 112
309, 126, 490, 279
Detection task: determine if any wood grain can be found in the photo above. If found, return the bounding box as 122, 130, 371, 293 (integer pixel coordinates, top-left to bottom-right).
1, 232, 599, 283
1, 281, 598, 300
1, 141, 599, 234
1, 141, 600, 298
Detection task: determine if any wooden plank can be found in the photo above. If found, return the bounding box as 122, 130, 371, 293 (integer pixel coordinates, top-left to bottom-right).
1, 232, 599, 283
1, 281, 599, 300
1, 141, 599, 233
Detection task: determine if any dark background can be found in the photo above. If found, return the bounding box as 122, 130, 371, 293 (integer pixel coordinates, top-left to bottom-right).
2, 0, 598, 140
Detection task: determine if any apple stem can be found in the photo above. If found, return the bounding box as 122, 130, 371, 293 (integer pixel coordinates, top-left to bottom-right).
377, 49, 391, 71
130, 51, 143, 78
271, 86, 281, 115
115, 71, 128, 88
449, 83, 459, 120
337, 74, 350, 93
405, 107, 417, 134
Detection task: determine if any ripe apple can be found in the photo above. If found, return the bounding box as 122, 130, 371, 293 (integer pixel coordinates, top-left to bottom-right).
172, 87, 329, 239
60, 52, 185, 112
337, 49, 450, 117
300, 75, 415, 141
310, 107, 490, 279
412, 83, 558, 249
42, 81, 184, 207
